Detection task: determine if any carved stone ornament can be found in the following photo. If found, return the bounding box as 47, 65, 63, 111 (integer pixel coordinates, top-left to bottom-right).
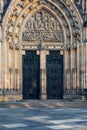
22, 9, 63, 42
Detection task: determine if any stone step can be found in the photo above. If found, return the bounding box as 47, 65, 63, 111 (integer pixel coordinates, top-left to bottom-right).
0, 100, 87, 108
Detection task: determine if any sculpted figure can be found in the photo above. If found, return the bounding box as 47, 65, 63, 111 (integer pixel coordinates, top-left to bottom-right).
23, 10, 63, 42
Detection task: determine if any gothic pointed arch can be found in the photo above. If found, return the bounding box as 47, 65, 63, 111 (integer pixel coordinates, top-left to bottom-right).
2, 0, 83, 49
20, 6, 65, 48
0, 0, 85, 101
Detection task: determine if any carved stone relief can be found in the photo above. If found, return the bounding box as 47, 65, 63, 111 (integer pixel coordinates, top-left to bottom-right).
22, 9, 63, 42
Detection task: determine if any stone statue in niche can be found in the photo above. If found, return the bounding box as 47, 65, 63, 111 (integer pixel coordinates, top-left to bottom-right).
22, 9, 63, 42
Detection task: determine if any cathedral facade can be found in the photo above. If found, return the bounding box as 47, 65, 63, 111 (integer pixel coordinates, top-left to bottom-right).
0, 0, 87, 101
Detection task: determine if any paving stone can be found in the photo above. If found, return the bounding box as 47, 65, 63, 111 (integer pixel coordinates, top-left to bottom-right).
0, 101, 87, 130
2, 123, 28, 128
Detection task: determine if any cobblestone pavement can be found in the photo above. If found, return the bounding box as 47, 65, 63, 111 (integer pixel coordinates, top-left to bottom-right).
0, 107, 87, 130
0, 100, 87, 130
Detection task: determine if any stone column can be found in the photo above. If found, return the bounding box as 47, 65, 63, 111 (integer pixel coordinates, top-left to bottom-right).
85, 43, 87, 89
70, 49, 74, 92
77, 44, 80, 93
0, 35, 2, 94
85, 27, 87, 89
64, 49, 70, 96
40, 50, 47, 100
80, 43, 85, 92
70, 48, 77, 93
15, 49, 19, 92
0, 25, 3, 98
66, 49, 71, 92
19, 49, 23, 95
37, 50, 49, 100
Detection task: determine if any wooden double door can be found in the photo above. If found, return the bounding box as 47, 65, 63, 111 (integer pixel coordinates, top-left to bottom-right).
22, 50, 63, 99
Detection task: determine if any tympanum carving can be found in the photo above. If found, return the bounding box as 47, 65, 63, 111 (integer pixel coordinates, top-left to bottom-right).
22, 10, 63, 42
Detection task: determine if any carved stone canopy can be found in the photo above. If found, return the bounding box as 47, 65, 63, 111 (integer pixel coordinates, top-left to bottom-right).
22, 9, 63, 43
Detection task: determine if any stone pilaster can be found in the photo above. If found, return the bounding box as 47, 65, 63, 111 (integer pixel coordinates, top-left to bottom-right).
40, 50, 47, 100
37, 50, 49, 100
0, 32, 2, 93
18, 49, 23, 94
65, 49, 71, 92
80, 43, 85, 92
80, 25, 87, 93
0, 42, 1, 88
84, 27, 87, 89
76, 44, 80, 92
16, 49, 21, 93
70, 48, 77, 93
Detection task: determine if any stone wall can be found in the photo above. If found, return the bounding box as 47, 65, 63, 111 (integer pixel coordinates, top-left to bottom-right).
0, 0, 86, 101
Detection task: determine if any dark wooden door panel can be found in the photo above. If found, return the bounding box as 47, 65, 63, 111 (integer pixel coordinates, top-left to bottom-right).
22, 51, 40, 99
46, 51, 63, 99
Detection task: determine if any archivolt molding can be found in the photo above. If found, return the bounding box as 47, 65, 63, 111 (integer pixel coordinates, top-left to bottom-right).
60, 0, 83, 45
2, 0, 83, 50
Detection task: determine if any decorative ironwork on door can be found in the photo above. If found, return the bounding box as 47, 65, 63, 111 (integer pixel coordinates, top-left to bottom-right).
46, 51, 63, 99
22, 51, 40, 99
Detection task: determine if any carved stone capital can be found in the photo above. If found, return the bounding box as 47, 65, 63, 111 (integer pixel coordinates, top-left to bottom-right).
38, 0, 46, 5
15, 43, 20, 50
29, 6, 35, 10
71, 43, 77, 49
9, 43, 14, 49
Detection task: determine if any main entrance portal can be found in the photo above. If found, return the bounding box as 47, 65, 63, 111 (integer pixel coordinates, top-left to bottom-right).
22, 9, 64, 100
1, 0, 83, 102
23, 50, 63, 99
22, 51, 40, 99
46, 51, 63, 99
22, 50, 63, 100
